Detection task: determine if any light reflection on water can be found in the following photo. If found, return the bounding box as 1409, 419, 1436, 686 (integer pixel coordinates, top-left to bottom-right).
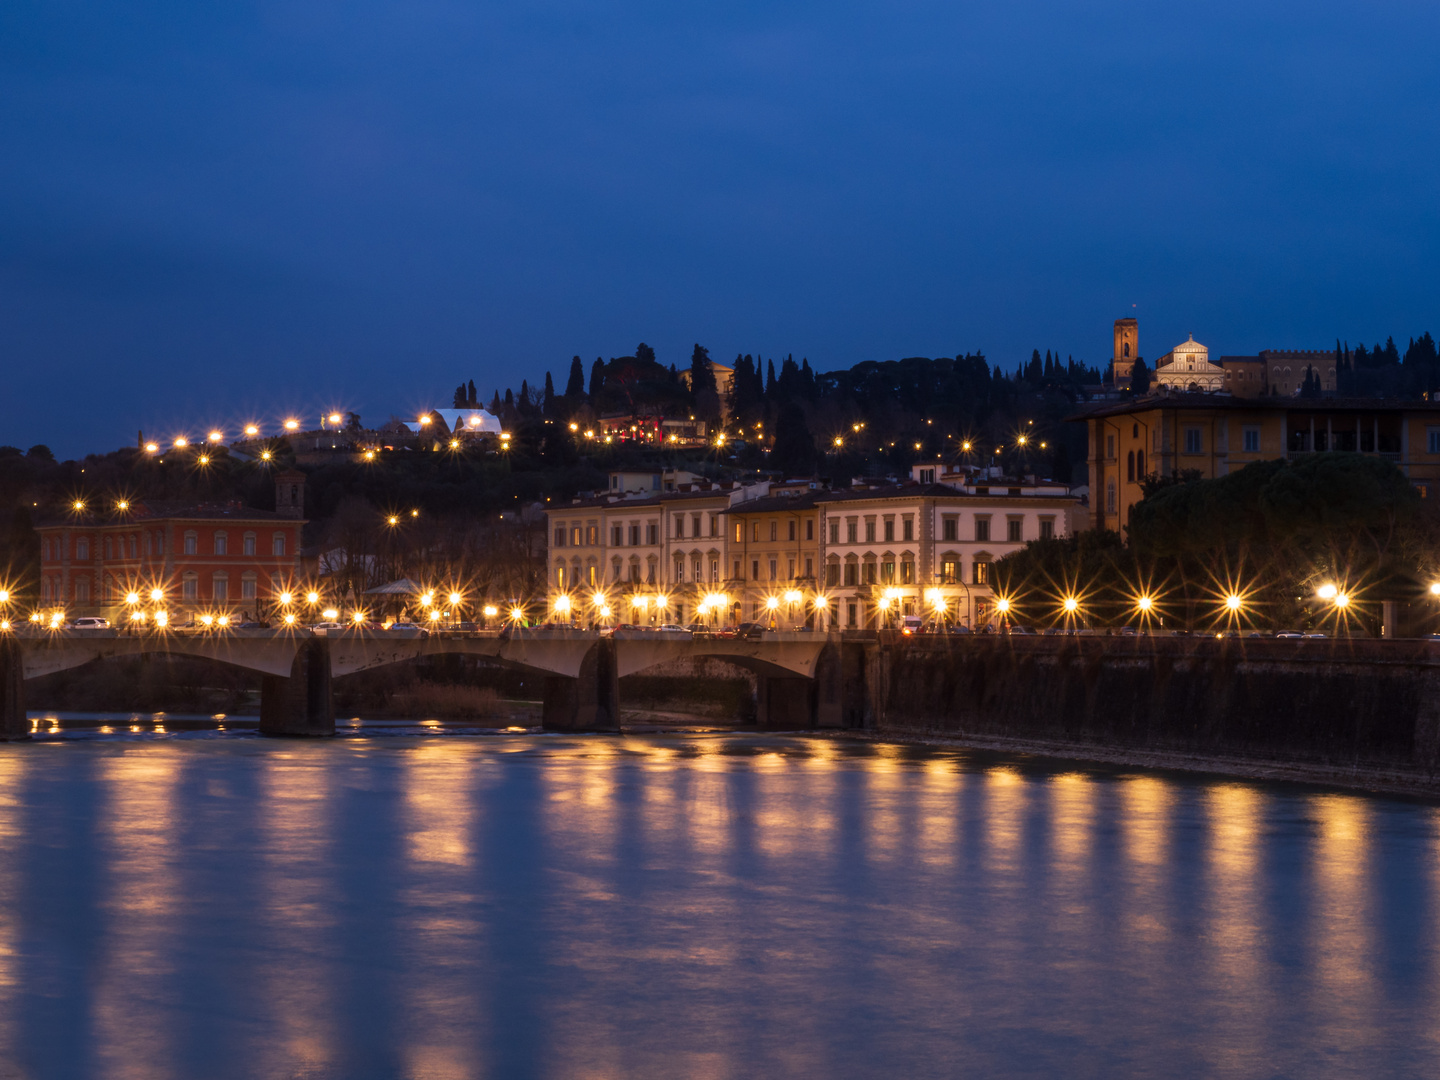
3, 719, 1440, 1078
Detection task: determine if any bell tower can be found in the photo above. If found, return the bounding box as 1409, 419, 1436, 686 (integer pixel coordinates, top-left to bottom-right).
274, 469, 306, 519
1113, 318, 1138, 388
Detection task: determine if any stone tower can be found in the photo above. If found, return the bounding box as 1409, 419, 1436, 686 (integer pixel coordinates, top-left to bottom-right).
274, 469, 306, 519
1113, 318, 1138, 388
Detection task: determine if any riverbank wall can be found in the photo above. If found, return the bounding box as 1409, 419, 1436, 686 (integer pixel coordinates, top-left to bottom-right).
866, 635, 1440, 791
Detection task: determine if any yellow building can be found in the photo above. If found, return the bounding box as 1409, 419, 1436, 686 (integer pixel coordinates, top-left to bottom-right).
1077, 394, 1440, 533
722, 491, 822, 624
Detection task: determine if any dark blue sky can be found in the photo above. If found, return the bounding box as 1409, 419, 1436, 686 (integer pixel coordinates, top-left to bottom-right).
3, 1, 1438, 457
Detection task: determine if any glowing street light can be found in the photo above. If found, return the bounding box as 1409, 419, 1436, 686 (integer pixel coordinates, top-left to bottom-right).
208, 430, 224, 442
116, 500, 129, 511
328, 413, 342, 425
72, 500, 85, 512
125, 591, 141, 605
1062, 596, 1079, 614
448, 592, 462, 606
1225, 594, 1243, 613
279, 591, 293, 605
149, 588, 164, 603
483, 605, 499, 618
145, 442, 160, 453
174, 437, 188, 448
244, 424, 259, 437
323, 608, 339, 620
1317, 583, 1338, 601
154, 611, 168, 628
306, 591, 320, 604
284, 418, 300, 431
260, 450, 273, 462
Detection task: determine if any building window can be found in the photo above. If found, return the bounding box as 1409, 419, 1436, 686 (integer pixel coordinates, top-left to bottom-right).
844, 562, 858, 586
975, 518, 990, 542
827, 562, 840, 586
646, 524, 658, 545
554, 527, 566, 548
806, 520, 814, 541
182, 576, 199, 600
752, 560, 760, 580
881, 561, 895, 584
214, 532, 228, 556
901, 561, 914, 584
1428, 428, 1440, 455
883, 519, 894, 542
1183, 427, 1203, 454
631, 525, 642, 546
674, 557, 685, 582
1127, 450, 1135, 482
213, 575, 229, 601
556, 566, 566, 588
787, 520, 796, 541
1106, 478, 1117, 514
273, 535, 286, 557
847, 522, 858, 543
973, 560, 989, 585
244, 533, 256, 556
241, 576, 257, 600
1039, 519, 1055, 540
104, 537, 113, 559
587, 526, 598, 545
942, 517, 957, 541
571, 527, 582, 546
1137, 450, 1145, 476
184, 532, 197, 555
769, 559, 777, 580
76, 538, 89, 561
864, 562, 877, 585
941, 559, 958, 583
770, 521, 778, 542
919, 468, 935, 484
1106, 434, 1115, 459
902, 518, 913, 542
1007, 519, 1022, 543
830, 522, 840, 544
74, 578, 90, 602
1243, 427, 1260, 453
865, 521, 876, 543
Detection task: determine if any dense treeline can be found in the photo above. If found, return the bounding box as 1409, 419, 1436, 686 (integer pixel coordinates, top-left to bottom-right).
457, 343, 1106, 485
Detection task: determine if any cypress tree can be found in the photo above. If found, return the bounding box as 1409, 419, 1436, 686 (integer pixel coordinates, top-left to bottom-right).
589, 358, 605, 399
565, 356, 585, 397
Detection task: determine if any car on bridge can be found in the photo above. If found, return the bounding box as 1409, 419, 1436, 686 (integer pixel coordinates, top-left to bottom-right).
72, 617, 110, 629
308, 622, 345, 635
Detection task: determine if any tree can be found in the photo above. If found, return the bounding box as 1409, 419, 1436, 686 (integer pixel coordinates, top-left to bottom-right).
588, 358, 605, 399
467, 379, 477, 406
565, 356, 586, 398
1130, 357, 1152, 395
453, 384, 466, 407
688, 344, 720, 426
635, 343, 656, 366
770, 401, 817, 476
542, 372, 557, 417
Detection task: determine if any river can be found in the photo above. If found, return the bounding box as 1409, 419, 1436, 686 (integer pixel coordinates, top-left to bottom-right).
1, 714, 1438, 1078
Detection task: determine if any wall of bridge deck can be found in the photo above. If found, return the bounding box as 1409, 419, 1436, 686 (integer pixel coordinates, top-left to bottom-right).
871, 635, 1440, 775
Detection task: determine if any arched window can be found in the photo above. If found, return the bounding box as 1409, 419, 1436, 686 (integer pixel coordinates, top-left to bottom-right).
1137, 449, 1145, 477
1127, 450, 1135, 482
76, 538, 89, 561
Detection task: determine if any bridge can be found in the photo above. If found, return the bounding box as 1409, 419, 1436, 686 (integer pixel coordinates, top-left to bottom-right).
0, 628, 875, 739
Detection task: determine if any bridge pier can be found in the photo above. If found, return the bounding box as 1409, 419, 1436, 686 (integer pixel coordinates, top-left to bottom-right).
0, 638, 27, 741
755, 675, 816, 730
813, 641, 871, 729
259, 639, 334, 737
542, 640, 619, 731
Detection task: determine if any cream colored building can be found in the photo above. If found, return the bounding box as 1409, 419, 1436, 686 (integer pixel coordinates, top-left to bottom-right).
1155, 335, 1224, 392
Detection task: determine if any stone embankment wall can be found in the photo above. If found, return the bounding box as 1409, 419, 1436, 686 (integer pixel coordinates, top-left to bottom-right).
872, 636, 1440, 779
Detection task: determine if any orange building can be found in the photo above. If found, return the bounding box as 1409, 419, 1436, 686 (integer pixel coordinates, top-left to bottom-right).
36, 475, 307, 621
1076, 394, 1440, 534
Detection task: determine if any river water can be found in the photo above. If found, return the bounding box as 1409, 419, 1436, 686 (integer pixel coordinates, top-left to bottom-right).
1, 715, 1439, 1079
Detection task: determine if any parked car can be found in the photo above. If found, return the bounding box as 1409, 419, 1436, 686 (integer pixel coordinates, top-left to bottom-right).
72, 617, 110, 629
1275, 631, 1304, 639
308, 621, 345, 636
1006, 625, 1037, 636
653, 624, 693, 637
734, 622, 769, 640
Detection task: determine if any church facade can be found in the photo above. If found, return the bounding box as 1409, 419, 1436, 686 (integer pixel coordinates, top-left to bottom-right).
1154, 335, 1225, 392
